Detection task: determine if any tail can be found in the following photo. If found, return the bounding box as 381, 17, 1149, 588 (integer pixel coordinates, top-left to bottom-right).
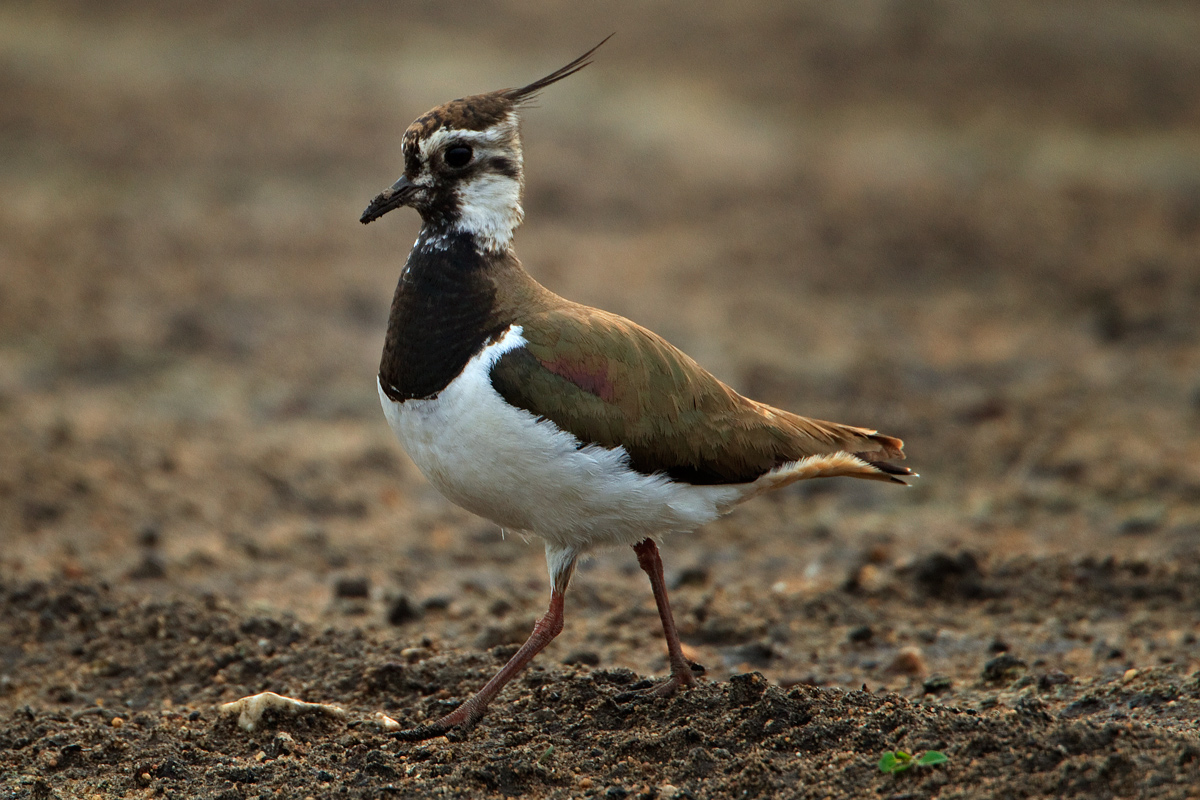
854, 431, 914, 485
764, 403, 914, 482
768, 448, 913, 489
753, 416, 915, 496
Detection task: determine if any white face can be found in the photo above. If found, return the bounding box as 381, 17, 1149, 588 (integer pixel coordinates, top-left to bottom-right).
409, 112, 525, 253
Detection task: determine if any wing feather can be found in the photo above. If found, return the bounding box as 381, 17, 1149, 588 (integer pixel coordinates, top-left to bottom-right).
490, 308, 908, 485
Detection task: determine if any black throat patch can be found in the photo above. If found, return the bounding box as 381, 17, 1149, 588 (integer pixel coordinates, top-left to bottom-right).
379, 232, 508, 402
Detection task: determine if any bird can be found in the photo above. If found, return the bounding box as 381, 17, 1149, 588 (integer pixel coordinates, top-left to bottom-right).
359, 37, 912, 741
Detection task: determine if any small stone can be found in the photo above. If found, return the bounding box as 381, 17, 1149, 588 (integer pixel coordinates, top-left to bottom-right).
110, 717, 124, 728
400, 647, 432, 662
137, 525, 161, 548
856, 563, 889, 593
1060, 695, 1104, 719
1038, 670, 1071, 691
334, 577, 370, 599
1118, 505, 1164, 535
982, 653, 1028, 683
578, 776, 593, 789
270, 731, 296, 756
910, 551, 987, 599
563, 650, 601, 667
1122, 668, 1139, 683
386, 595, 419, 626
886, 646, 925, 676
659, 785, 679, 799
847, 625, 874, 644
127, 553, 166, 580
672, 566, 709, 588
922, 674, 953, 694
488, 598, 513, 617
728, 641, 776, 669
421, 596, 452, 611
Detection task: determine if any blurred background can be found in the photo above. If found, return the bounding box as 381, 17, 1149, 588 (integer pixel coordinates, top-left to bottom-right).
2, 1, 1199, 681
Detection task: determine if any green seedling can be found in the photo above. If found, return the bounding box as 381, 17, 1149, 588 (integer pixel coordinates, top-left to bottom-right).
878, 750, 949, 774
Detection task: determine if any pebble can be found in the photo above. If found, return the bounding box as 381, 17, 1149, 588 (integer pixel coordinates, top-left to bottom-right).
562, 650, 601, 667
982, 653, 1028, 683
334, 576, 371, 599
923, 674, 953, 694
272, 731, 297, 756
400, 646, 432, 662
856, 563, 890, 593
387, 595, 419, 626
887, 646, 926, 676
847, 625, 874, 644
671, 566, 709, 588
1038, 670, 1071, 691
127, 553, 167, 580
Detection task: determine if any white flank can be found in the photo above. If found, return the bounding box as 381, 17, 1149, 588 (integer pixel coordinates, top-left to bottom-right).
378, 326, 744, 572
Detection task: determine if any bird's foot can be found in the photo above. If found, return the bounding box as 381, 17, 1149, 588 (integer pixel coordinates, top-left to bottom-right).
614, 660, 704, 702
392, 717, 482, 742
392, 721, 455, 742
390, 701, 483, 742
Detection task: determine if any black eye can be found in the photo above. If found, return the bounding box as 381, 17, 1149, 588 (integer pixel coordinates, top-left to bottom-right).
444, 146, 473, 168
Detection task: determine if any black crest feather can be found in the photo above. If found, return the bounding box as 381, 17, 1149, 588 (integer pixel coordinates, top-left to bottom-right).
503, 34, 613, 105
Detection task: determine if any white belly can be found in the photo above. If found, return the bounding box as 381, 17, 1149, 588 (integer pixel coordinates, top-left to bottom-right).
378, 326, 743, 554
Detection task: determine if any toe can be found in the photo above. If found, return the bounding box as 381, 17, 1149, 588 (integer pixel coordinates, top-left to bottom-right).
392, 722, 452, 742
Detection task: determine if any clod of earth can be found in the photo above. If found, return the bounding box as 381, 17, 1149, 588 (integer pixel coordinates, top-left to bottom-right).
219, 691, 347, 732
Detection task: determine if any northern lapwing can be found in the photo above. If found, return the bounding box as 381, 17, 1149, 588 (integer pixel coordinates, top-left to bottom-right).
360, 38, 912, 740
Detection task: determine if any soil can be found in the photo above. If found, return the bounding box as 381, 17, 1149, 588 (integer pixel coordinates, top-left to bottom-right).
3, 2, 1200, 798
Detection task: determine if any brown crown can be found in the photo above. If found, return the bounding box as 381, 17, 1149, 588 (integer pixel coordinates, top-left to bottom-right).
400, 35, 613, 160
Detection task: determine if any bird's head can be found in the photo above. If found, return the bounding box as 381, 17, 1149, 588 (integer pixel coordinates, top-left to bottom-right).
361, 37, 610, 254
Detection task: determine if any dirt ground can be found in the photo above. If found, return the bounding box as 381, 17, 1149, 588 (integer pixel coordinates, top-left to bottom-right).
3, 2, 1200, 798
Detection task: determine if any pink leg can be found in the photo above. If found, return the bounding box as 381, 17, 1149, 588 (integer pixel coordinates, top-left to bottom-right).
633, 538, 697, 695
394, 590, 566, 741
